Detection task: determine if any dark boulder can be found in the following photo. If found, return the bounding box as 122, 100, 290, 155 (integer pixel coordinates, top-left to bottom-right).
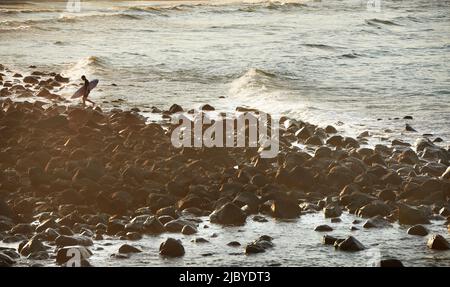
427, 234, 450, 250
55, 235, 93, 247
314, 225, 333, 232
407, 225, 428, 236
270, 199, 301, 219
159, 238, 185, 257
398, 205, 430, 225
118, 244, 142, 254
335, 236, 365, 251
210, 202, 247, 226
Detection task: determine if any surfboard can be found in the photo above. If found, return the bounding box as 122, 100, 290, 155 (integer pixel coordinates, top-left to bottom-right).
71, 79, 99, 99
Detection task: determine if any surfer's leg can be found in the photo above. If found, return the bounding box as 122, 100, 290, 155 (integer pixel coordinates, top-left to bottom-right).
82, 97, 86, 106
86, 98, 96, 106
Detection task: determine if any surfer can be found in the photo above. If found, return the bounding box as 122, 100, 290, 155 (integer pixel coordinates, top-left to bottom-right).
81, 75, 95, 106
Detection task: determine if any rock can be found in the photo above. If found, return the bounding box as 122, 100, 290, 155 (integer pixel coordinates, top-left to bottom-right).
245, 236, 274, 254
210, 202, 247, 225
54, 74, 69, 83
168, 104, 183, 114
227, 241, 241, 247
55, 235, 93, 247
357, 201, 391, 218
305, 135, 323, 146
314, 225, 333, 232
407, 225, 428, 236
379, 259, 404, 267
0, 199, 15, 219
403, 115, 413, 120
378, 189, 396, 202
0, 252, 15, 267
253, 215, 268, 222
323, 204, 342, 218
181, 225, 197, 235
439, 207, 450, 217
192, 238, 209, 243
322, 235, 338, 245
164, 219, 195, 233
398, 204, 430, 225
201, 104, 215, 111
159, 238, 185, 257
118, 244, 142, 254
144, 217, 166, 234
270, 199, 301, 219
335, 236, 365, 251
20, 236, 47, 257
427, 234, 450, 250
441, 167, 450, 180
405, 124, 417, 132
23, 76, 39, 85
363, 216, 392, 229
325, 125, 337, 134
56, 246, 92, 265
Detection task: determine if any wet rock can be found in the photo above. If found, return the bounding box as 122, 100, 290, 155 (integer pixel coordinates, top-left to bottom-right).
159, 238, 185, 257
441, 167, 450, 180
164, 219, 196, 233
118, 244, 142, 254
56, 246, 92, 265
335, 236, 365, 251
305, 135, 323, 146
322, 235, 338, 245
270, 199, 301, 219
357, 201, 392, 218
363, 215, 392, 229
201, 104, 215, 111
427, 234, 450, 250
142, 217, 165, 235
11, 223, 34, 235
439, 207, 450, 217
405, 124, 417, 132
192, 238, 209, 243
407, 225, 428, 236
245, 236, 274, 254
181, 225, 197, 235
55, 235, 93, 247
19, 236, 47, 257
227, 241, 241, 247
168, 104, 183, 114
0, 252, 15, 267
379, 259, 404, 267
0, 199, 15, 220
23, 76, 39, 85
314, 224, 333, 232
323, 204, 342, 218
398, 204, 430, 225
377, 189, 396, 202
210, 202, 247, 225
325, 125, 337, 134
253, 215, 268, 222
54, 74, 69, 83
326, 135, 343, 147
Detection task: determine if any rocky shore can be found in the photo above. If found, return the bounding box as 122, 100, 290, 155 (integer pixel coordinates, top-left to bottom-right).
0, 65, 449, 267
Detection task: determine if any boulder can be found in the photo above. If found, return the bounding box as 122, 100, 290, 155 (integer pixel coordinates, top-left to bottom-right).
0, 252, 15, 267
322, 235, 338, 245
159, 238, 185, 257
407, 225, 428, 236
323, 204, 342, 218
427, 234, 450, 250
19, 236, 47, 257
379, 259, 404, 267
335, 236, 365, 251
398, 205, 430, 225
118, 244, 142, 254
314, 225, 333, 232
181, 225, 197, 235
363, 215, 392, 229
270, 200, 301, 219
357, 201, 392, 218
55, 235, 93, 247
143, 217, 165, 234
245, 236, 274, 254
210, 202, 247, 225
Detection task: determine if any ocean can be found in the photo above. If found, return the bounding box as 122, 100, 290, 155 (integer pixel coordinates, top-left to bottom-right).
1, 0, 450, 267
1, 0, 449, 146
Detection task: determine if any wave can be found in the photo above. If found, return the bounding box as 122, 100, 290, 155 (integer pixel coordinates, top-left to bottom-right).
302, 43, 337, 50
0, 8, 64, 14
229, 68, 283, 96
62, 56, 110, 79
365, 18, 401, 26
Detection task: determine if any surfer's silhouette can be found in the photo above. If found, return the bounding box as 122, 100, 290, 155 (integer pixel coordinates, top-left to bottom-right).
71, 75, 99, 106
81, 75, 95, 106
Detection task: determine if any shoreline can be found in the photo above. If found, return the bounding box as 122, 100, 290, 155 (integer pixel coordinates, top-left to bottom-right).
1, 65, 450, 267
